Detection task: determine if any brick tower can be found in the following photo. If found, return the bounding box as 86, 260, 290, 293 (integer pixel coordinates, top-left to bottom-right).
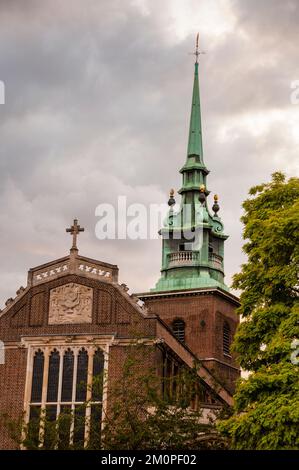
138, 36, 240, 393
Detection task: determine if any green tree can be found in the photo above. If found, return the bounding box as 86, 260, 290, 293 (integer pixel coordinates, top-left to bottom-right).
218, 172, 299, 450
101, 343, 227, 450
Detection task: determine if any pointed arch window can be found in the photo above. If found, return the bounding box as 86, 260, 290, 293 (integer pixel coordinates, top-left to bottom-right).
61, 349, 74, 402
223, 322, 231, 356
76, 348, 88, 402
172, 319, 185, 343
31, 350, 44, 403
47, 349, 60, 402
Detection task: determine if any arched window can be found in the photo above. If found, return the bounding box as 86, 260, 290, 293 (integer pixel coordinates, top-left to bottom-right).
61, 349, 74, 402
31, 350, 44, 403
76, 348, 88, 402
47, 349, 60, 402
223, 322, 231, 355
172, 319, 185, 343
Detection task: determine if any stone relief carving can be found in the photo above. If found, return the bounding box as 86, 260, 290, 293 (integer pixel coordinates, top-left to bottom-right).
49, 283, 93, 324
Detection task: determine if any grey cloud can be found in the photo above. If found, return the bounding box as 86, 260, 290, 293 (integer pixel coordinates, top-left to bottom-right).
0, 0, 298, 306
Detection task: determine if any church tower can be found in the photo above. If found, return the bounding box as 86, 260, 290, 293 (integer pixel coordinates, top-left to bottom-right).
138, 36, 240, 393
153, 36, 227, 292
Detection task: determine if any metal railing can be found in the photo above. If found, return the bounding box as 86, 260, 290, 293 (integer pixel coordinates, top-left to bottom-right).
168, 251, 198, 267
208, 252, 223, 269
167, 250, 223, 269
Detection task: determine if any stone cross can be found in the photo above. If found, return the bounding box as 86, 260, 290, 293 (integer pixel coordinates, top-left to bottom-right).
66, 219, 84, 251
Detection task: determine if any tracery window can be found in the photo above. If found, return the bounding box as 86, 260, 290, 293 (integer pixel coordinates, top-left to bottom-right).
26, 345, 105, 448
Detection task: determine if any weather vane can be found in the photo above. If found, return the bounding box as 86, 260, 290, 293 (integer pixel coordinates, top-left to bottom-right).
190, 33, 205, 63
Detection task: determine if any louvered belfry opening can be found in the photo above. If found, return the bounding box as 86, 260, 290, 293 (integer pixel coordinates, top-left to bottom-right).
172, 319, 185, 343
223, 322, 231, 355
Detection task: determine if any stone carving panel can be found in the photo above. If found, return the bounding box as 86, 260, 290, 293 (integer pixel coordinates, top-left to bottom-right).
49, 283, 93, 324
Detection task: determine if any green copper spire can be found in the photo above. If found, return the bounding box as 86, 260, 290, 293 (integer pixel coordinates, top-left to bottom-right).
151, 35, 229, 293
187, 61, 203, 160
181, 35, 207, 174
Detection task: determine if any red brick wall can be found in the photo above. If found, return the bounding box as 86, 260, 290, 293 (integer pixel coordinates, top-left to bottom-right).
106, 344, 161, 412
201, 359, 240, 395
0, 276, 239, 449
142, 291, 240, 393
0, 274, 158, 449
0, 348, 27, 449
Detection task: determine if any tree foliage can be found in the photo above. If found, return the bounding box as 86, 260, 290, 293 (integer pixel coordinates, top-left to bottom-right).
218, 172, 299, 449
101, 344, 227, 450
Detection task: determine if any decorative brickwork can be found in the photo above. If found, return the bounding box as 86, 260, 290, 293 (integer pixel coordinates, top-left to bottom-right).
29, 292, 45, 327
0, 253, 237, 449
96, 289, 113, 324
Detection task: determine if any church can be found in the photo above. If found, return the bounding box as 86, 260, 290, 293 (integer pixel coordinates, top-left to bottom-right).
0, 41, 240, 449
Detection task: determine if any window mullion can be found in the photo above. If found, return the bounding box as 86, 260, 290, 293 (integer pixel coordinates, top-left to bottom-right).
56, 348, 64, 417
24, 346, 34, 422
39, 346, 50, 447
84, 348, 94, 447
70, 349, 79, 446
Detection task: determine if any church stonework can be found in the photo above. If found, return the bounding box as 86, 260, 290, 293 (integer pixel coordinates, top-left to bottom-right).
48, 283, 93, 324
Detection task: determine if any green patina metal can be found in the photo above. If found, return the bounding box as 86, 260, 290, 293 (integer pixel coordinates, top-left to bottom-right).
187, 62, 203, 162
152, 59, 229, 293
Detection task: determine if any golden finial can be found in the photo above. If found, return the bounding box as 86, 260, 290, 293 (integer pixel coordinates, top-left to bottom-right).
199, 184, 206, 192
212, 194, 220, 215
168, 188, 176, 207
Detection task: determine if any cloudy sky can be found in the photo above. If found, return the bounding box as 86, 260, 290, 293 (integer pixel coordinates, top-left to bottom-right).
0, 0, 298, 305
